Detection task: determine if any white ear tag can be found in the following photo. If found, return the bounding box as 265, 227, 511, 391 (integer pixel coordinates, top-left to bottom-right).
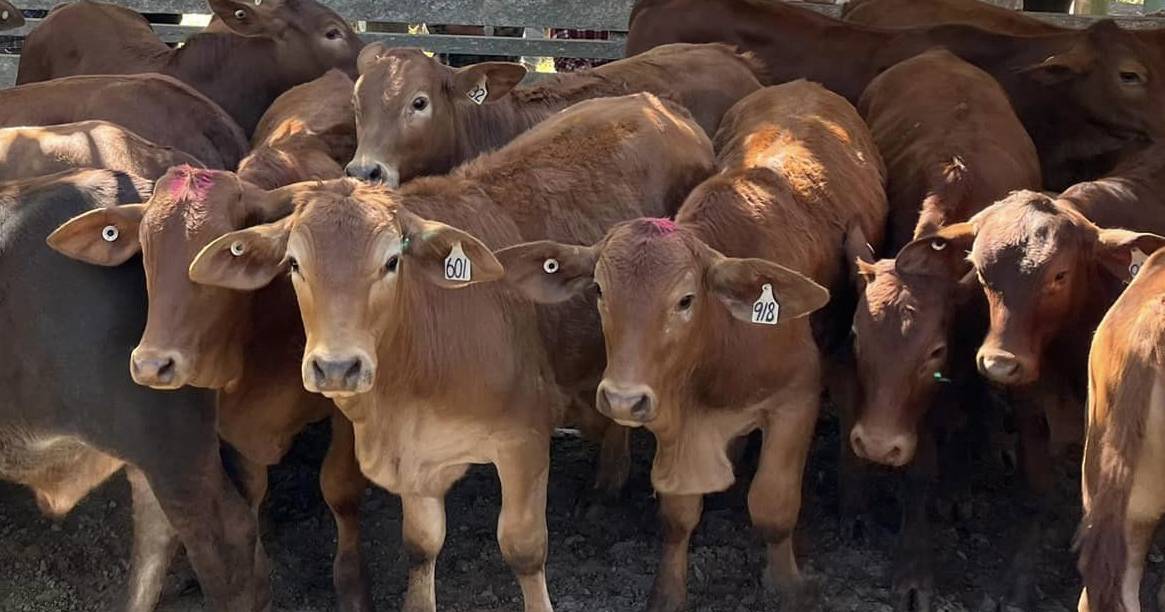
229, 241, 246, 257
1, 10, 9, 20
1129, 247, 1149, 279
101, 225, 119, 242
751, 283, 779, 325
444, 242, 472, 281
466, 79, 488, 105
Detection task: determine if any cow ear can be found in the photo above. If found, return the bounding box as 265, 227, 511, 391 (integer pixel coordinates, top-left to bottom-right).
896, 222, 976, 279
357, 42, 390, 75
1095, 229, 1165, 282
1019, 42, 1095, 85
707, 256, 829, 325
493, 240, 598, 304
47, 204, 146, 266
845, 221, 877, 286
398, 210, 503, 288
189, 219, 291, 290
208, 0, 281, 37
0, 0, 25, 30
453, 62, 527, 104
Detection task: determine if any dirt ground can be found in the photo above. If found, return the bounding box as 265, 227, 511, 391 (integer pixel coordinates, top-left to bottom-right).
0, 412, 1153, 612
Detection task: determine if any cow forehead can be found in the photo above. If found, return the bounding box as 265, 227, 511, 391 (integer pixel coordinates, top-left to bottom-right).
973, 199, 1083, 273
141, 167, 241, 236
598, 221, 698, 293
359, 52, 445, 99
290, 190, 399, 259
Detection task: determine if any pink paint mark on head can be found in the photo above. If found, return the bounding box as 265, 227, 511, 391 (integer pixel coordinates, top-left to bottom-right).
635, 217, 678, 237
163, 165, 220, 202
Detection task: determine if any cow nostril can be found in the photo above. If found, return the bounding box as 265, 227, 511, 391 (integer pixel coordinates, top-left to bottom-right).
156, 358, 175, 382
630, 394, 650, 417
343, 359, 363, 384
886, 444, 903, 464
311, 359, 327, 383
367, 165, 383, 182
850, 432, 867, 459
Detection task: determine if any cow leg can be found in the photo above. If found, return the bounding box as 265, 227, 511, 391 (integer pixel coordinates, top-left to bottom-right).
830, 357, 872, 542
321, 413, 372, 612
401, 494, 446, 612
646, 493, 702, 612
125, 466, 180, 612
495, 439, 553, 612
750, 393, 819, 606
232, 452, 273, 603
892, 434, 937, 612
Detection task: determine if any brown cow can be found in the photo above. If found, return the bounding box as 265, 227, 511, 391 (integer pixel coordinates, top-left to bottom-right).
495, 81, 884, 611
894, 191, 1165, 608
1060, 142, 1165, 236
49, 166, 373, 610
842, 0, 1065, 34
346, 42, 761, 185
184, 93, 715, 611
239, 70, 356, 189
0, 121, 205, 182
0, 73, 249, 170
626, 0, 1165, 189
17, 0, 363, 136
0, 0, 23, 29
1076, 249, 1165, 612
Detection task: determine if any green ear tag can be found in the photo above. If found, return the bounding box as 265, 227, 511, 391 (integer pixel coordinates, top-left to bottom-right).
401, 236, 411, 252
933, 371, 952, 383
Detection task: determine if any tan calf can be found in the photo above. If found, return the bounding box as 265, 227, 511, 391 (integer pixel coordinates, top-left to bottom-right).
0, 121, 204, 182
496, 81, 885, 611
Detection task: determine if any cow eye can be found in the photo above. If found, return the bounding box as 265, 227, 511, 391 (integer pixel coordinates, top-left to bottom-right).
288, 257, 300, 274
325, 28, 343, 40
385, 254, 399, 274
412, 96, 428, 112
677, 294, 694, 311
1120, 71, 1146, 85
1053, 271, 1068, 283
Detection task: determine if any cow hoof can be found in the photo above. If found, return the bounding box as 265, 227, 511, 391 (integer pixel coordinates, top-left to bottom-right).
895, 585, 932, 612
643, 590, 685, 612
763, 572, 820, 609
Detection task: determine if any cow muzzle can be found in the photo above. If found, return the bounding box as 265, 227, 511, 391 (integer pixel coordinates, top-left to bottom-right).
130, 347, 189, 389
596, 380, 658, 426
304, 351, 375, 397
977, 348, 1036, 386
344, 159, 399, 187
850, 422, 917, 467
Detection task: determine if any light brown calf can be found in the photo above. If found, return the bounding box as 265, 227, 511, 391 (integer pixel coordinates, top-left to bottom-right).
0, 121, 204, 182
186, 93, 715, 612
496, 81, 885, 611
49, 167, 372, 611
1077, 249, 1165, 612
347, 42, 760, 184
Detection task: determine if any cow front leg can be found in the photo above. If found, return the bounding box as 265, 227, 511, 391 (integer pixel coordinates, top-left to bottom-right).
496, 439, 553, 612
645, 493, 703, 612
401, 495, 446, 612
125, 466, 180, 612
892, 438, 937, 612
322, 413, 372, 612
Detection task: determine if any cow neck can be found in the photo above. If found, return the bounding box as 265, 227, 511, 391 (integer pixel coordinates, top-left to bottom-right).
163, 33, 285, 136
453, 91, 559, 171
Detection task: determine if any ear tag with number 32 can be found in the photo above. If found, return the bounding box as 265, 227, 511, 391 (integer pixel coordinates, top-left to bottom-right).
1129, 247, 1148, 280
466, 79, 488, 105
751, 283, 779, 325
444, 242, 472, 282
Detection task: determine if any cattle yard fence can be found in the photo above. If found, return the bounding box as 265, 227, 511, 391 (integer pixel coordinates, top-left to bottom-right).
3, 0, 1165, 88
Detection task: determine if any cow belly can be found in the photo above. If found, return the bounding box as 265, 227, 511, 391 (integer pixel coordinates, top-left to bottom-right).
0, 428, 123, 517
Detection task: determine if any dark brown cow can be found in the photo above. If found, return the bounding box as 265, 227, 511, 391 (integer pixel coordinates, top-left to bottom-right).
50, 166, 373, 610
1076, 249, 1165, 612
0, 73, 249, 170
842, 0, 1065, 34
184, 93, 715, 611
0, 0, 23, 29
17, 0, 363, 136
894, 191, 1165, 608
347, 42, 761, 185
496, 81, 884, 611
1060, 142, 1165, 236
239, 70, 356, 189
0, 121, 205, 181
626, 0, 1165, 189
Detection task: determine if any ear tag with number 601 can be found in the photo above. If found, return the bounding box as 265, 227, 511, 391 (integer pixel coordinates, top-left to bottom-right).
1129, 247, 1149, 280
466, 79, 488, 105
751, 283, 779, 325
444, 242, 472, 282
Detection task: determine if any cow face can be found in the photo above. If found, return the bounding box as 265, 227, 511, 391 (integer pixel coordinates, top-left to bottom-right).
188, 181, 503, 398
47, 166, 301, 390
896, 190, 1165, 387
209, 0, 362, 81
346, 44, 526, 186
496, 219, 827, 430
0, 0, 24, 31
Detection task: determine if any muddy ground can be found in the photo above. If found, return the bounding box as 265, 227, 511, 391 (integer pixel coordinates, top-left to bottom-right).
0, 412, 1154, 612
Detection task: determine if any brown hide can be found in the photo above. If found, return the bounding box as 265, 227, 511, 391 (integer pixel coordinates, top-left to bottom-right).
347, 42, 760, 185
1061, 142, 1165, 236
626, 0, 1165, 190
842, 0, 1065, 34
0, 121, 205, 181
0, 73, 249, 170
0, 0, 24, 30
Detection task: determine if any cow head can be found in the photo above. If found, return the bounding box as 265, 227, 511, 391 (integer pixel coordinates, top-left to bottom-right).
0, 0, 24, 31
896, 190, 1165, 387
346, 44, 527, 186
47, 166, 307, 390
188, 181, 503, 398
846, 226, 974, 467
209, 0, 362, 81
496, 218, 827, 431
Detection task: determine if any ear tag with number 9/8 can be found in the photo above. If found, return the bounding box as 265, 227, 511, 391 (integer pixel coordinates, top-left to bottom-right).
444, 242, 472, 282
467, 79, 488, 105
1129, 247, 1148, 279
751, 283, 779, 325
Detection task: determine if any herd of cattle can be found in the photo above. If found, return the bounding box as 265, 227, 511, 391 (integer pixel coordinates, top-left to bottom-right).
2, 0, 1165, 610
